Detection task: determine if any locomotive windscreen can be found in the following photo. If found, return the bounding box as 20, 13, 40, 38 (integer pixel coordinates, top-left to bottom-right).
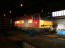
33, 15, 39, 20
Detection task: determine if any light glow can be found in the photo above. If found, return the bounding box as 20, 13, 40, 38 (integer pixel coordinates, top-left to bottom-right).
20, 3, 23, 7
4, 13, 6, 16
9, 10, 11, 14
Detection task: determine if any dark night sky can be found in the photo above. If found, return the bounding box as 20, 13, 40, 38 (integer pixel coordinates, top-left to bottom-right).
0, 0, 65, 9
0, 0, 24, 16
0, 0, 65, 15
24, 0, 65, 14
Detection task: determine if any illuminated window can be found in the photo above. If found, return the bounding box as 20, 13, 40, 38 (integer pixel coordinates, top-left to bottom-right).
20, 20, 24, 23
64, 10, 65, 15
58, 11, 62, 16
56, 11, 58, 16
28, 19, 32, 23
15, 21, 20, 24
61, 10, 64, 16
54, 12, 56, 16
52, 12, 54, 17
52, 10, 65, 17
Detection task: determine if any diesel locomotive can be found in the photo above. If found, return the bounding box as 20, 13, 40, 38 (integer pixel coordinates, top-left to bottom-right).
14, 14, 53, 33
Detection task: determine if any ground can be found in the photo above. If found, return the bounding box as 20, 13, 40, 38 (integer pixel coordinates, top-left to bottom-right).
0, 30, 65, 48
7, 30, 65, 48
